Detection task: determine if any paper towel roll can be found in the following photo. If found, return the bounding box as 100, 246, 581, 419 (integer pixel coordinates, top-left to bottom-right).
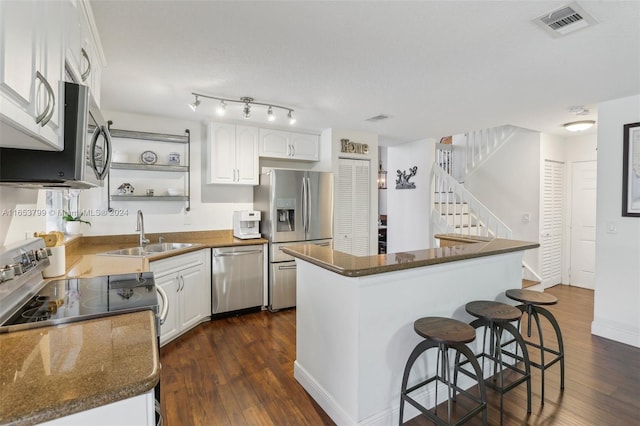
43, 245, 66, 278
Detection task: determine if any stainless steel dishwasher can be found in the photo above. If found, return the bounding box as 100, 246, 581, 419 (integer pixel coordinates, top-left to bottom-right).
211, 245, 264, 315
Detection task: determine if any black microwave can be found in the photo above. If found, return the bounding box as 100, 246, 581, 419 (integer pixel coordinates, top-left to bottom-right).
0, 82, 112, 189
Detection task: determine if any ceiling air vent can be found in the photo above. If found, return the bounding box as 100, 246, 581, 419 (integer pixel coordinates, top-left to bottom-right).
535, 2, 597, 37
365, 114, 390, 122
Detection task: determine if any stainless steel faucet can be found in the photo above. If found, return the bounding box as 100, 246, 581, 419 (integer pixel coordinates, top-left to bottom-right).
136, 210, 150, 247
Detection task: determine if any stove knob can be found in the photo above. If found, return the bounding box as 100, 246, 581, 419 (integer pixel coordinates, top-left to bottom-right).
8, 263, 24, 276
35, 248, 49, 261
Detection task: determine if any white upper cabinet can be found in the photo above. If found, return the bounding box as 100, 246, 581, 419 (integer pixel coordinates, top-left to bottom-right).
0, 0, 65, 150
66, 0, 102, 106
259, 129, 319, 161
0, 0, 103, 151
208, 123, 259, 185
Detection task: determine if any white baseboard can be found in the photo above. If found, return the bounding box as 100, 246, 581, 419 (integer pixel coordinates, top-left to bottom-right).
294, 361, 355, 425
294, 360, 479, 426
591, 317, 640, 348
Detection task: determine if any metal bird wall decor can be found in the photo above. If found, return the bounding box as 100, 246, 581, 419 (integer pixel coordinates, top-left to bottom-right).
395, 166, 417, 189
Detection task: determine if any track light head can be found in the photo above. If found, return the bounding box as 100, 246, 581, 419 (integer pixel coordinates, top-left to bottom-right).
288, 110, 296, 125
216, 100, 227, 116
267, 106, 276, 122
242, 103, 251, 119
189, 96, 200, 112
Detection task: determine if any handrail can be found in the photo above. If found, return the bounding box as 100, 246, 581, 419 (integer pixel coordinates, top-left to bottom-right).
432, 164, 512, 239
522, 260, 543, 283
464, 125, 516, 176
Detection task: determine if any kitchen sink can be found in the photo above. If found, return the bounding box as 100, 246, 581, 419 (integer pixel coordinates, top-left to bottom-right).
99, 242, 198, 257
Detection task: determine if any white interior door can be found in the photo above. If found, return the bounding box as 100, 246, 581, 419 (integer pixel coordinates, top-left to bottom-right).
334, 158, 370, 256
541, 160, 564, 286
570, 161, 597, 289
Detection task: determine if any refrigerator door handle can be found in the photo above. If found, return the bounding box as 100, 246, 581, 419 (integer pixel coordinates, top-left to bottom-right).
306, 176, 311, 235
302, 176, 308, 235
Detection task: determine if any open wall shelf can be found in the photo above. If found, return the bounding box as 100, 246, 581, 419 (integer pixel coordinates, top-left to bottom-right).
107, 128, 191, 212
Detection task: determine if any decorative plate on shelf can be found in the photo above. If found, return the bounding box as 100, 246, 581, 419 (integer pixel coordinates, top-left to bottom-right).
140, 150, 158, 165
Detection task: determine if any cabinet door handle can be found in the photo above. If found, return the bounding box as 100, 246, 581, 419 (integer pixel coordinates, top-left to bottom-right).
291, 144, 295, 157
34, 71, 50, 125
81, 48, 91, 82
40, 75, 56, 126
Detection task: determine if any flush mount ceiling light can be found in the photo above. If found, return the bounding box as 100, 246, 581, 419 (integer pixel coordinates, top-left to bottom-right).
564, 120, 596, 132
189, 92, 296, 125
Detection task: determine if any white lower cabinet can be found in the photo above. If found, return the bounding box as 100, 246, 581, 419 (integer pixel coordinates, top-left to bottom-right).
151, 249, 211, 346
38, 390, 155, 426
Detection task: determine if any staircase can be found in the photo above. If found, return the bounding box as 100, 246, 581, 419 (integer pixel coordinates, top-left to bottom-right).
432, 125, 542, 287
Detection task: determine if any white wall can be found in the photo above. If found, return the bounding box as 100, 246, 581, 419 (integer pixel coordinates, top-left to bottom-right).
387, 138, 435, 252
464, 128, 541, 272
592, 94, 640, 348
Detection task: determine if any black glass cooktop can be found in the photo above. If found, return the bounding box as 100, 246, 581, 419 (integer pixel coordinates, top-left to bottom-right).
1, 272, 158, 332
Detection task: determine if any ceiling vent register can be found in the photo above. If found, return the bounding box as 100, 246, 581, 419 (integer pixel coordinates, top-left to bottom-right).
535, 2, 597, 37
365, 114, 390, 122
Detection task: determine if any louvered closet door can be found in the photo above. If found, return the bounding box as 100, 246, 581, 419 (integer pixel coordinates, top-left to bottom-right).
334, 159, 370, 256
541, 160, 564, 286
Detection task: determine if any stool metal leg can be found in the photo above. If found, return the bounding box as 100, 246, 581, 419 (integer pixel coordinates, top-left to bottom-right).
401, 339, 487, 425
399, 339, 438, 425
512, 303, 566, 403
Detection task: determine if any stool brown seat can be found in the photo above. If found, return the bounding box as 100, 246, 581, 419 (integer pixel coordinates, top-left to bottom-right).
457, 301, 532, 425
399, 317, 487, 425
504, 289, 565, 403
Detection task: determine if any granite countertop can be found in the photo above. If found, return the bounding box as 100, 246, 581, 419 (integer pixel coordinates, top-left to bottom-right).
62, 229, 267, 278
281, 237, 539, 277
0, 310, 160, 426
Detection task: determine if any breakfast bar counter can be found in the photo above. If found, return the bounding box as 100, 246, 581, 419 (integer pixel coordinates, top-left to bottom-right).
282, 237, 538, 426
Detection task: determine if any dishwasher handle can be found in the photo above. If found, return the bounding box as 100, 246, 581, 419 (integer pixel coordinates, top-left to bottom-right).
214, 250, 263, 257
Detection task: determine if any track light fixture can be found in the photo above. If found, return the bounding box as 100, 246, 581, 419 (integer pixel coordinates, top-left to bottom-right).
189, 92, 296, 125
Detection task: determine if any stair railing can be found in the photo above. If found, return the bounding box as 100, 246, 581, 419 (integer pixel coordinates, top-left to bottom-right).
433, 164, 512, 239
465, 125, 516, 176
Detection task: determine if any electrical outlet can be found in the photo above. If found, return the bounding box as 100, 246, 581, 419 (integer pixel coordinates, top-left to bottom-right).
606, 222, 617, 234
522, 213, 531, 223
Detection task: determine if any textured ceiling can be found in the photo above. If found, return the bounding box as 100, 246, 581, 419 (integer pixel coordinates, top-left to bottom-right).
90, 1, 640, 145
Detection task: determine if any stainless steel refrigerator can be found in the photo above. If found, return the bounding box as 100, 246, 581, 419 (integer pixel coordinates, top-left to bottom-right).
254, 169, 333, 311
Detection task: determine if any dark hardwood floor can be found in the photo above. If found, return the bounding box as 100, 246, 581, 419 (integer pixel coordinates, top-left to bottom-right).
160, 285, 640, 425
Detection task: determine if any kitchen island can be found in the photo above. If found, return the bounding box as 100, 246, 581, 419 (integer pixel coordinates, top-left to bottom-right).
282, 237, 538, 426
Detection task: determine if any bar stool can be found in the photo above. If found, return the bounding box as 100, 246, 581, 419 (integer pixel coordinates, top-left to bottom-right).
399, 317, 487, 425
458, 301, 531, 425
504, 289, 565, 403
